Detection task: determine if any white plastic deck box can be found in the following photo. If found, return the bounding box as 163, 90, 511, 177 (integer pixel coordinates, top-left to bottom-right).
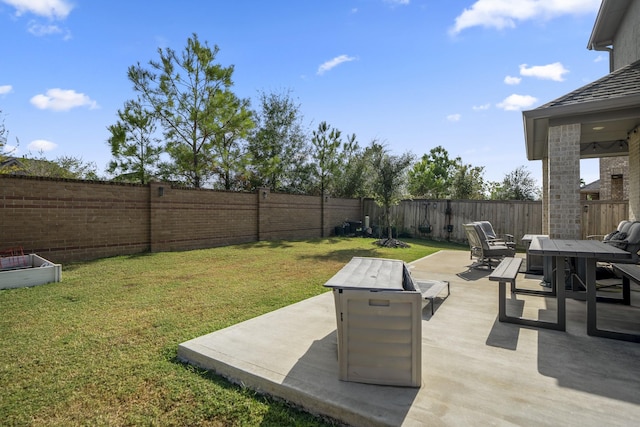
324, 257, 422, 387
0, 254, 62, 290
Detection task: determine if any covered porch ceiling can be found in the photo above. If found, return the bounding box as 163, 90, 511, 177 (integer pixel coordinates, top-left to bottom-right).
523, 60, 640, 161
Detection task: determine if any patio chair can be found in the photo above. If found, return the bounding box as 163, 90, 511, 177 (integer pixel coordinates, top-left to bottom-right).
574, 221, 640, 293
587, 220, 634, 242
463, 223, 516, 269
475, 221, 516, 249
586, 220, 640, 263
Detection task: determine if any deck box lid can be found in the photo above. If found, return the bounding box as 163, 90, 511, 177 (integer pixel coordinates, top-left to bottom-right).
323, 257, 411, 291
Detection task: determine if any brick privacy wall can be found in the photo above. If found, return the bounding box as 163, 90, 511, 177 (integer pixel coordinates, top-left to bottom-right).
258, 189, 321, 240
149, 182, 258, 253
1, 175, 149, 262
0, 176, 362, 263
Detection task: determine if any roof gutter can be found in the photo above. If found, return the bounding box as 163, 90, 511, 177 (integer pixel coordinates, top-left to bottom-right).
587, 0, 613, 72
590, 44, 614, 73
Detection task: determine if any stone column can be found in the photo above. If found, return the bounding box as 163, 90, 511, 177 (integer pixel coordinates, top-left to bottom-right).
547, 124, 581, 239
628, 127, 640, 221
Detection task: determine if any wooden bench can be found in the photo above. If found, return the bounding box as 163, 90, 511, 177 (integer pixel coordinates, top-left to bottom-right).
609, 263, 638, 305
489, 257, 522, 293
489, 257, 563, 330
414, 279, 450, 315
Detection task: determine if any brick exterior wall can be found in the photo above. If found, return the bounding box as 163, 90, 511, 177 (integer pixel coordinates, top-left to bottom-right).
628, 128, 640, 221
547, 124, 582, 239
0, 176, 362, 263
599, 156, 629, 200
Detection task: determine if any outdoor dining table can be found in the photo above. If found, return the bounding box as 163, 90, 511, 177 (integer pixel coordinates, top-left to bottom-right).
528, 238, 638, 342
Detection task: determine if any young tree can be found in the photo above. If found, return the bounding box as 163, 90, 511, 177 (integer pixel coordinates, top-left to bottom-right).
246, 90, 309, 193
490, 165, 540, 200
128, 33, 252, 188
407, 146, 460, 198
211, 92, 254, 190
107, 99, 163, 184
450, 163, 486, 199
370, 143, 414, 241
331, 136, 372, 199
309, 121, 350, 196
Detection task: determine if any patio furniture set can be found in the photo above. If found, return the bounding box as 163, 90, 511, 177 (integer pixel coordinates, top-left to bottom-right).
320, 220, 638, 389
465, 220, 640, 343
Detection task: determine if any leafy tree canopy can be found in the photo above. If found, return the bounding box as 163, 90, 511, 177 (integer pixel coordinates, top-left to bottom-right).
408, 145, 460, 198
490, 165, 540, 200
127, 33, 253, 188
107, 99, 163, 184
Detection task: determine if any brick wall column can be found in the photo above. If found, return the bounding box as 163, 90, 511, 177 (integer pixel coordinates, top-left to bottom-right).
257, 187, 269, 241
150, 182, 170, 252
321, 193, 328, 237
542, 157, 549, 235
628, 127, 640, 221
547, 124, 581, 239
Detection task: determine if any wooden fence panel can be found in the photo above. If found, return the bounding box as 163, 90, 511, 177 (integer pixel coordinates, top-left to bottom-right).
364, 198, 631, 247
363, 199, 543, 249
581, 200, 628, 239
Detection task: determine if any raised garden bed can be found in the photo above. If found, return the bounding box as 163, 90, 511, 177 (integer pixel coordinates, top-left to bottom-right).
0, 254, 62, 290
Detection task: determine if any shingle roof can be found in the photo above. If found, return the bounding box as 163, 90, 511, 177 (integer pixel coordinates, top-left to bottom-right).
539, 60, 640, 109
580, 179, 600, 192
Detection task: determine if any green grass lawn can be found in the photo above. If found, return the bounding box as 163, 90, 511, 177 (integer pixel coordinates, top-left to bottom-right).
0, 237, 464, 426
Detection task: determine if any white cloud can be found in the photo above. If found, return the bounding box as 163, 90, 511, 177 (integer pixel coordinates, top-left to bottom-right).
0, 85, 13, 95
472, 103, 491, 111
519, 62, 568, 81
28, 139, 57, 152
504, 75, 521, 85
385, 0, 410, 5
1, 0, 74, 19
317, 55, 357, 75
447, 113, 461, 122
450, 0, 600, 35
594, 55, 605, 63
497, 94, 538, 111
27, 21, 67, 38
30, 88, 99, 111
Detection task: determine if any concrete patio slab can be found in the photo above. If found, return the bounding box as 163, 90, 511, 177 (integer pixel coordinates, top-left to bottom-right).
178, 250, 640, 426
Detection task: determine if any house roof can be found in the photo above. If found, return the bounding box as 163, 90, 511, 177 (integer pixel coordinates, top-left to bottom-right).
580, 179, 600, 193
522, 60, 640, 161
588, 0, 632, 50
540, 60, 640, 108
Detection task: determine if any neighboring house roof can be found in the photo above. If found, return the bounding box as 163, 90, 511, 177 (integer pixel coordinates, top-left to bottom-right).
522, 59, 640, 161
580, 179, 601, 193
0, 157, 26, 172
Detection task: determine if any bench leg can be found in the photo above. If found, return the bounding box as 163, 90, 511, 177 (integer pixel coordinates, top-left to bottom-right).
623, 277, 631, 305
425, 281, 450, 316
498, 280, 565, 331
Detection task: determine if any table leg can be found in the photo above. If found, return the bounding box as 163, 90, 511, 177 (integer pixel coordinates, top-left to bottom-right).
555, 256, 566, 331
586, 259, 640, 342
586, 258, 598, 336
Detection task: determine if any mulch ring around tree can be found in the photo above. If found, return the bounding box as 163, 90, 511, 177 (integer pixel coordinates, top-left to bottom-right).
373, 238, 411, 248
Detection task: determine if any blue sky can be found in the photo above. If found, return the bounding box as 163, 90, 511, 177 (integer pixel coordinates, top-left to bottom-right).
0, 0, 607, 185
